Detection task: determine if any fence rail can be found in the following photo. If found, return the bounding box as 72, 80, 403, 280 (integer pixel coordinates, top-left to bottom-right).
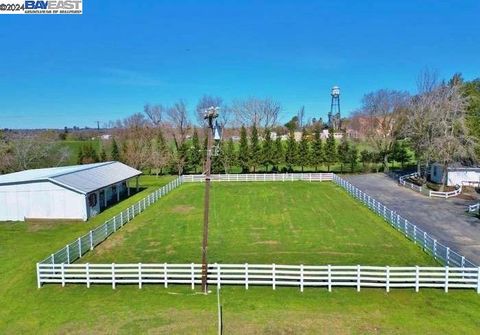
38, 176, 183, 265
332, 175, 476, 268
37, 263, 480, 292
398, 172, 423, 193
467, 203, 480, 214
182, 173, 334, 183
429, 187, 462, 199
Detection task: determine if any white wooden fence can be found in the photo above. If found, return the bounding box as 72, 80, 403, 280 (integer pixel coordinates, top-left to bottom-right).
182, 173, 334, 183
37, 177, 183, 265
467, 203, 480, 214
398, 172, 423, 193
37, 263, 480, 292
332, 175, 476, 268
429, 187, 462, 199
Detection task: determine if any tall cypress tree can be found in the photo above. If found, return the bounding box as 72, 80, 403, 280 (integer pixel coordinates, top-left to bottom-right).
238, 125, 249, 173
297, 129, 310, 172
337, 137, 350, 173
347, 145, 359, 172
111, 138, 120, 161
261, 128, 273, 172
224, 138, 237, 173
249, 124, 261, 172
324, 129, 337, 172
272, 137, 284, 172
189, 128, 202, 173
311, 127, 324, 172
285, 130, 298, 172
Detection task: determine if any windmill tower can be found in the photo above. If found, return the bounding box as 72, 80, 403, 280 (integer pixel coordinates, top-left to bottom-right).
328, 86, 341, 130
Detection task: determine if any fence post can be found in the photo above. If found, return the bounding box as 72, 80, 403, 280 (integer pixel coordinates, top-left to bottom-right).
138, 263, 142, 289
300, 264, 304, 292
272, 263, 276, 290
78, 238, 82, 258
66, 244, 70, 264
113, 217, 117, 232
104, 223, 108, 238
328, 265, 332, 292
413, 226, 417, 244
112, 263, 116, 289
51, 253, 55, 264
86, 263, 90, 288
357, 265, 361, 292
61, 262, 65, 287
477, 267, 480, 294
386, 266, 390, 293
433, 240, 437, 260
446, 247, 450, 265
245, 263, 249, 290
445, 266, 449, 293
90, 230, 94, 250
215, 263, 220, 289
36, 263, 42, 289
191, 263, 195, 290
415, 266, 419, 292
164, 263, 168, 288
423, 232, 427, 251
461, 256, 465, 268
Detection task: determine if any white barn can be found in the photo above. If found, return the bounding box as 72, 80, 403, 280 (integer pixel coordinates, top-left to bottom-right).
430, 163, 480, 186
0, 161, 142, 222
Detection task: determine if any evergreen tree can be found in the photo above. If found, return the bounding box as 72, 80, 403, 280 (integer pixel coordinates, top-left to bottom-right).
111, 138, 120, 161
211, 141, 225, 173
78, 142, 99, 164
224, 138, 237, 173
285, 130, 298, 172
188, 128, 202, 173
360, 149, 372, 171
337, 137, 350, 173
391, 141, 410, 168
297, 129, 310, 172
324, 130, 337, 172
99, 148, 107, 162
238, 125, 249, 172
249, 124, 261, 172
261, 128, 274, 172
311, 127, 324, 172
347, 145, 359, 172
272, 137, 284, 172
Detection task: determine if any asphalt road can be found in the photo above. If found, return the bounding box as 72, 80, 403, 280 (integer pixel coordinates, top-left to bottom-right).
344, 173, 480, 266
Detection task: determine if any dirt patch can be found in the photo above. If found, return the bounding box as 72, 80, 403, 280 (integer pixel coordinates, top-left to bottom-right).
170, 205, 195, 213
26, 219, 84, 232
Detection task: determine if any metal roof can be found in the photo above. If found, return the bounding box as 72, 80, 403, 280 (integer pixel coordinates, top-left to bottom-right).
0, 162, 142, 194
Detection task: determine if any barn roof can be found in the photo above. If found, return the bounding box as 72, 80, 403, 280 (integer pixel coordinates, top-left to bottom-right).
0, 162, 142, 194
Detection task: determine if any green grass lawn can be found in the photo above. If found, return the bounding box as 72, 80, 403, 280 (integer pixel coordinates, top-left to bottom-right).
83, 182, 435, 265
1, 179, 479, 334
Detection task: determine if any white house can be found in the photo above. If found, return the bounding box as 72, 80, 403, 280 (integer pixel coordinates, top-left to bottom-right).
0, 161, 142, 222
430, 163, 480, 186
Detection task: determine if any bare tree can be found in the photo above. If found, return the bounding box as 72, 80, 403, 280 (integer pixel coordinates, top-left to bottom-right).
360, 89, 410, 172
167, 100, 191, 149
430, 82, 476, 190
144, 104, 167, 126
231, 97, 281, 128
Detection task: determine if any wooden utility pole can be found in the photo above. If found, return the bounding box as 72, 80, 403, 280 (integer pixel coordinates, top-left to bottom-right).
201, 106, 218, 293
201, 125, 213, 292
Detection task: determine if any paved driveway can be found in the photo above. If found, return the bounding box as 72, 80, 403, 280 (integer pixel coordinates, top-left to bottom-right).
344, 173, 480, 265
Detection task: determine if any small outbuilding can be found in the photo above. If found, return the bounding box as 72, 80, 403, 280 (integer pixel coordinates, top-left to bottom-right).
0, 161, 142, 221
430, 163, 480, 187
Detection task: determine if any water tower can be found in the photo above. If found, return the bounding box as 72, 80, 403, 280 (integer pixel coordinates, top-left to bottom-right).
328, 86, 341, 130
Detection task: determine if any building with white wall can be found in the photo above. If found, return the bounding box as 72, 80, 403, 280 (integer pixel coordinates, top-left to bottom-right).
0, 162, 142, 222
430, 163, 480, 186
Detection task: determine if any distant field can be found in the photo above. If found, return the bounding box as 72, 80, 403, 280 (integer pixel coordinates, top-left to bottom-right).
1, 178, 479, 334
83, 182, 435, 265
58, 139, 101, 164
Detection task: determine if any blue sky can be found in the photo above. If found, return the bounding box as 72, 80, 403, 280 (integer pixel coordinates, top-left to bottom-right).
0, 0, 479, 129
